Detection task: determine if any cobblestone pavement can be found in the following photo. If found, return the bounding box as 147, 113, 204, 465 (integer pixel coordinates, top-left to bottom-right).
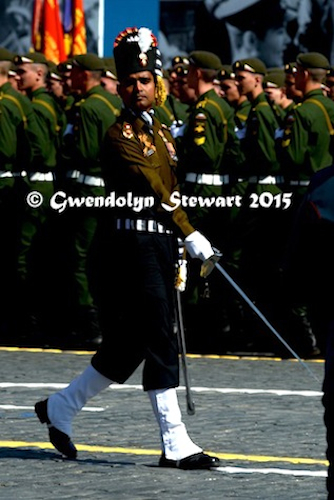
0, 348, 327, 499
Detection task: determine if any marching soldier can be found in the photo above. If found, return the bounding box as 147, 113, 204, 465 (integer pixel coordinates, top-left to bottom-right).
35, 25, 220, 471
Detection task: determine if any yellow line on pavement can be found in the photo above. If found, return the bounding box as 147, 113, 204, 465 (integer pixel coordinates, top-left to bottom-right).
188, 354, 324, 363
0, 347, 325, 362
0, 441, 328, 466
0, 347, 93, 355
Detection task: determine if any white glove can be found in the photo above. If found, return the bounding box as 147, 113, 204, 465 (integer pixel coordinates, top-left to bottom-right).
184, 231, 215, 261
175, 259, 187, 292
170, 121, 186, 139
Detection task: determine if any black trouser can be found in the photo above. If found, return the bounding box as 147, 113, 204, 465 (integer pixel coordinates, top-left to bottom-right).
92, 229, 179, 391
296, 218, 334, 498
323, 322, 334, 499
309, 222, 334, 499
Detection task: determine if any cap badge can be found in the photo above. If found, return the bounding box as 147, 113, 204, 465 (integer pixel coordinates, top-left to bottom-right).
139, 53, 148, 67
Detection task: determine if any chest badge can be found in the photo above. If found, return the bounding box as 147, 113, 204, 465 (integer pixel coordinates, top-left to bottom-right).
122, 122, 134, 139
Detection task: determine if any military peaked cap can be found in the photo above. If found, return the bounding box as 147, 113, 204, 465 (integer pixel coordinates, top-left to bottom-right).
0, 47, 15, 62
328, 67, 334, 77
189, 51, 222, 71
296, 52, 330, 70
72, 53, 105, 71
216, 65, 235, 81
264, 70, 285, 88
233, 57, 267, 75
14, 52, 49, 65
172, 55, 190, 68
48, 61, 63, 81
102, 57, 118, 80
284, 62, 297, 74
57, 59, 73, 73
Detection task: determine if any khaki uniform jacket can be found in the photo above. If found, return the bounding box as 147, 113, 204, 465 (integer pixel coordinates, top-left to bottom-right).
103, 108, 194, 238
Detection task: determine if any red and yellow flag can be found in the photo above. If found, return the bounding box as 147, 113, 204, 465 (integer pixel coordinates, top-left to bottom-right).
63, 0, 87, 57
43, 0, 66, 63
72, 0, 87, 55
31, 0, 43, 52
31, 0, 66, 64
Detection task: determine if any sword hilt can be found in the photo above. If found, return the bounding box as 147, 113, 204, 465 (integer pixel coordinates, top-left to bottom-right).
200, 248, 222, 278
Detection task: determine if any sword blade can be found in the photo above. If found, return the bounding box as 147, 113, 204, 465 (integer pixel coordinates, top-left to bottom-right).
207, 259, 320, 383
175, 289, 196, 415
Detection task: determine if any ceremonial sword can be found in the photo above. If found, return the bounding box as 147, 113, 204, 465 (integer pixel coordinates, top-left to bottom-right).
201, 252, 320, 384
174, 288, 196, 415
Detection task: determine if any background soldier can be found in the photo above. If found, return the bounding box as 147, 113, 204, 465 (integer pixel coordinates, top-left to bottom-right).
0, 51, 24, 338
154, 68, 190, 139
101, 57, 120, 97
281, 52, 334, 356
215, 64, 252, 134
263, 69, 294, 123
232, 57, 286, 353
179, 50, 243, 353
0, 47, 53, 342
60, 53, 122, 348
326, 67, 334, 102
13, 51, 66, 344
284, 62, 303, 104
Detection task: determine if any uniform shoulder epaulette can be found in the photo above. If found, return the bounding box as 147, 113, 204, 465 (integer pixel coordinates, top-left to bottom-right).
254, 101, 269, 111
75, 98, 85, 107
196, 100, 207, 110
236, 111, 248, 121
197, 98, 221, 116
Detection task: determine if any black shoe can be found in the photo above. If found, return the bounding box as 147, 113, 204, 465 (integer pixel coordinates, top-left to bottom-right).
159, 452, 220, 470
35, 399, 77, 459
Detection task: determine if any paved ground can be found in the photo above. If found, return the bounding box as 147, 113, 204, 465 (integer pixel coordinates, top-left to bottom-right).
0, 347, 328, 499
